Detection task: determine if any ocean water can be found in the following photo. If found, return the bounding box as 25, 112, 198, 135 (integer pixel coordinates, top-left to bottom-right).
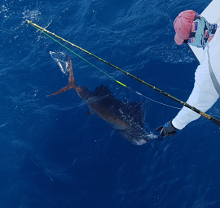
1, 0, 220, 207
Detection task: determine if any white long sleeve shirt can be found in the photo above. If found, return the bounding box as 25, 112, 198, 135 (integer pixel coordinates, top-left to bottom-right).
172, 25, 220, 130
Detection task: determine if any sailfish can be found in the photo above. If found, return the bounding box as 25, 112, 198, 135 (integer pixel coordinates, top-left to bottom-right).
49, 56, 157, 145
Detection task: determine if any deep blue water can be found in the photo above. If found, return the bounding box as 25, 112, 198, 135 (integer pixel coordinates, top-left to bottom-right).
1, 0, 220, 207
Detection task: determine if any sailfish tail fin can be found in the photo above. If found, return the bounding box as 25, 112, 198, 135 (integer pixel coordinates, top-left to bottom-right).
67, 56, 75, 86
48, 56, 79, 97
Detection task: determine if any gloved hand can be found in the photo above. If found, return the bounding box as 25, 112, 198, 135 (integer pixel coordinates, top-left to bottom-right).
156, 120, 177, 138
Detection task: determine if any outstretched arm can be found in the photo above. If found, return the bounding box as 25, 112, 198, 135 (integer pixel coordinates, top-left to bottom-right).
173, 82, 219, 129
173, 62, 219, 130
156, 60, 219, 137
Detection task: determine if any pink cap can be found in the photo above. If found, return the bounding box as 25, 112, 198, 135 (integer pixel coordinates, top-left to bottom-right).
174, 10, 197, 45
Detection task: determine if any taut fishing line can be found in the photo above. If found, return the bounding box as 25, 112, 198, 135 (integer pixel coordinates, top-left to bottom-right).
30, 22, 181, 110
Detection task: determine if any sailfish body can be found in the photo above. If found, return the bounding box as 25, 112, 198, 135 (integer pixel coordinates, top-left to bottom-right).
49, 56, 153, 145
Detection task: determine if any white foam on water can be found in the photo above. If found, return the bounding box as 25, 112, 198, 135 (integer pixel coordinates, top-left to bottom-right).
22, 9, 41, 24
49, 51, 69, 74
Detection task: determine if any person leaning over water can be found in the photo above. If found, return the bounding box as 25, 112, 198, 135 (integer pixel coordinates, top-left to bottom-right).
156, 10, 220, 137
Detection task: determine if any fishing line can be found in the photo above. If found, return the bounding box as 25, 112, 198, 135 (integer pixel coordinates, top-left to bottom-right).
28, 21, 180, 110
26, 20, 220, 127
